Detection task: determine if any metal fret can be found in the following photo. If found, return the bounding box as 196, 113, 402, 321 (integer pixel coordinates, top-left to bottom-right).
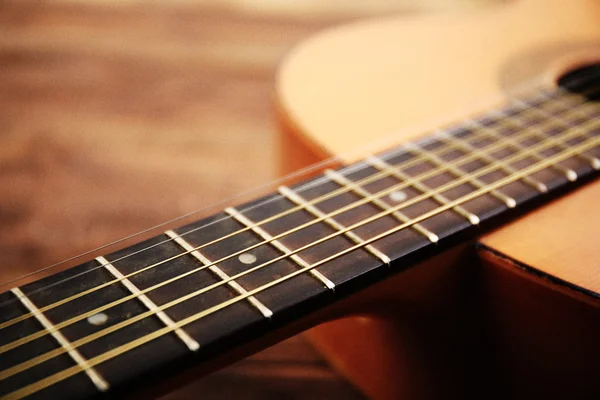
9, 287, 110, 392
439, 131, 548, 193
278, 186, 391, 265
468, 119, 579, 181
95, 256, 200, 352
1, 85, 599, 400
550, 92, 596, 115
509, 100, 600, 170
367, 156, 481, 225
324, 168, 439, 243
165, 230, 273, 319
225, 207, 336, 290
408, 143, 517, 208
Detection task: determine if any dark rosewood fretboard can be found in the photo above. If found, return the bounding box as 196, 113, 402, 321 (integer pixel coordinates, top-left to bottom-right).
1, 67, 599, 399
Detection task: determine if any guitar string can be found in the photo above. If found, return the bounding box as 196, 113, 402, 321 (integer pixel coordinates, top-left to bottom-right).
0, 88, 554, 311
0, 90, 564, 329
0, 88, 583, 331
4, 118, 596, 388
1, 86, 585, 312
0, 150, 345, 293
1, 83, 594, 314
5, 132, 598, 400
0, 97, 596, 356
0, 93, 591, 351
0, 86, 571, 310
2, 121, 597, 385
507, 96, 600, 168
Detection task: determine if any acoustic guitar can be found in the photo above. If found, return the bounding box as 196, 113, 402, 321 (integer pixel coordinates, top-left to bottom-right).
1, 0, 599, 398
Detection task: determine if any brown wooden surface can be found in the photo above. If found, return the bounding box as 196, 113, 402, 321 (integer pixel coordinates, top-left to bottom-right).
0, 0, 432, 398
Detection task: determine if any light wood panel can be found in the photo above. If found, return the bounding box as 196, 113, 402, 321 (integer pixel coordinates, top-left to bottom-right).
275, 0, 600, 298
479, 181, 600, 299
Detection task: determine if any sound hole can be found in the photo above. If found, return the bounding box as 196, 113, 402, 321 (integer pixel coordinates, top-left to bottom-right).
558, 63, 600, 101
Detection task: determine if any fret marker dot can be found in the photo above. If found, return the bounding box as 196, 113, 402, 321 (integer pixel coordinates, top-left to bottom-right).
239, 253, 257, 265
389, 191, 407, 202
87, 313, 108, 326
469, 214, 480, 225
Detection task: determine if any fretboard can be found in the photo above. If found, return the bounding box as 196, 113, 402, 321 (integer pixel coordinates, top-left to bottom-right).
1, 70, 599, 399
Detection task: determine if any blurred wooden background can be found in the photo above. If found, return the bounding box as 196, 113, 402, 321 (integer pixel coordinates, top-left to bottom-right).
0, 0, 482, 398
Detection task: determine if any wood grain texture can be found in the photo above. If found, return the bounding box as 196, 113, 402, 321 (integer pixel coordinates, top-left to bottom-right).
0, 0, 429, 398
0, 0, 431, 281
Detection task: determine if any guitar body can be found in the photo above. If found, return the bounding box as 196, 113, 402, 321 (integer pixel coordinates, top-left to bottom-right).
276, 0, 600, 398
3, 2, 600, 399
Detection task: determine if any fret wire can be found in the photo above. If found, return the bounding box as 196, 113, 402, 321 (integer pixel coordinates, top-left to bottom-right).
165, 230, 273, 319
1, 116, 596, 360
407, 143, 517, 208
0, 91, 563, 318
550, 90, 595, 112
0, 94, 575, 312
5, 120, 598, 398
3, 122, 598, 396
8, 288, 109, 392
367, 155, 481, 224
225, 207, 336, 290
7, 135, 597, 400
96, 256, 200, 351
324, 168, 439, 243
0, 98, 592, 342
0, 126, 495, 331
0, 92, 571, 331
468, 119, 578, 181
0, 140, 480, 355
533, 92, 581, 114
438, 131, 548, 193
508, 98, 600, 170
513, 109, 599, 168
278, 186, 391, 265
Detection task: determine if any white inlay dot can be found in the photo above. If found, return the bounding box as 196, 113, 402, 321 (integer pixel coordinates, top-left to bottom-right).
239, 253, 257, 265
389, 190, 407, 202
87, 313, 108, 326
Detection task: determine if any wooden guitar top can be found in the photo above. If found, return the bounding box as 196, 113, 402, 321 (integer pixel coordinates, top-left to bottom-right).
275, 0, 600, 300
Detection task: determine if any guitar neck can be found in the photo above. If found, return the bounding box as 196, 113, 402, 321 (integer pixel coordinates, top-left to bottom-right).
1, 76, 599, 399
